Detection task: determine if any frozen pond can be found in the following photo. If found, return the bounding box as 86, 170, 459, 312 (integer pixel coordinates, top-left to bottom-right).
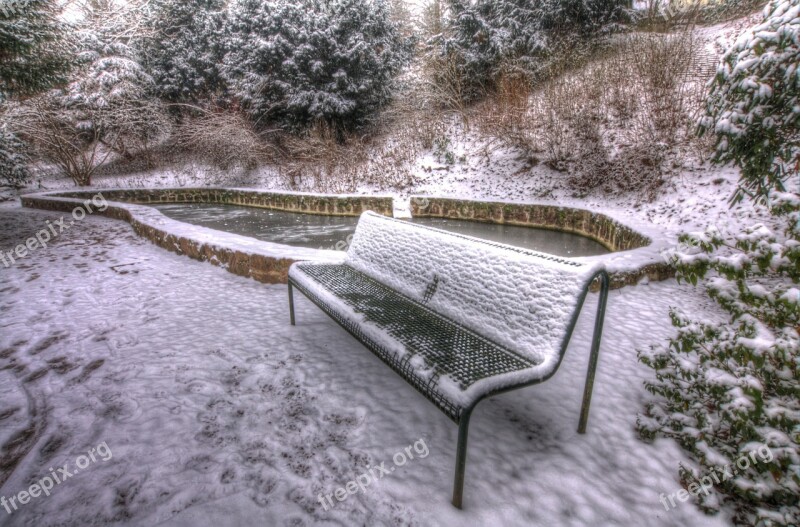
153, 203, 610, 257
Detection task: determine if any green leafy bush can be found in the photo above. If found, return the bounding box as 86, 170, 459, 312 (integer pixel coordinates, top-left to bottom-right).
639, 2, 800, 525
699, 0, 799, 204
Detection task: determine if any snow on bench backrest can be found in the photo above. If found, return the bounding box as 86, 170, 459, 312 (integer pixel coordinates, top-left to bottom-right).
345, 212, 604, 368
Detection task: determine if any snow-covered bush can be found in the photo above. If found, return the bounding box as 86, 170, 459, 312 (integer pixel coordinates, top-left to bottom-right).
75, 40, 169, 155
74, 1, 170, 153
638, 209, 800, 526
69, 36, 169, 162
432, 0, 629, 100
223, 0, 410, 134
699, 0, 800, 205
0, 124, 30, 186
140, 0, 228, 104
639, 3, 800, 525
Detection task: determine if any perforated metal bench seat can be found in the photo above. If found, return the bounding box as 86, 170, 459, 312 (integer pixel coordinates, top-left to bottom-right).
287, 212, 610, 508
290, 262, 540, 422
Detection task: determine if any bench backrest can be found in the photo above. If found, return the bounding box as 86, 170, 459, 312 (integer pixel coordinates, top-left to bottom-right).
345, 212, 605, 369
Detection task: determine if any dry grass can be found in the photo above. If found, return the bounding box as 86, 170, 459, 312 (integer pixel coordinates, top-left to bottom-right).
466, 26, 704, 200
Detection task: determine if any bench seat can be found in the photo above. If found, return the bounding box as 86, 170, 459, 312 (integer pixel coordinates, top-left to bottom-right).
290, 262, 543, 421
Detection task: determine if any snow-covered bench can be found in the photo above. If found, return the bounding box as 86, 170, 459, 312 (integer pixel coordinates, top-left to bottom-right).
287, 212, 610, 508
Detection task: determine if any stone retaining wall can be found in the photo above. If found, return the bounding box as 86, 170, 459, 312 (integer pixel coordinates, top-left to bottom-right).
20, 189, 390, 285
54, 188, 394, 217
411, 196, 674, 288
411, 197, 650, 252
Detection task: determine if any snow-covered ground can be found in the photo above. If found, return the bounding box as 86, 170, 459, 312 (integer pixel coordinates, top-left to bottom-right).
0, 12, 778, 524
3, 73, 779, 524
1, 65, 777, 524
0, 179, 752, 527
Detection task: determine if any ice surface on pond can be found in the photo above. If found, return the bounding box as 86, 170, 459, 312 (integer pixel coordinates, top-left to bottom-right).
0, 206, 729, 527
153, 203, 359, 250
413, 217, 609, 256
153, 203, 610, 256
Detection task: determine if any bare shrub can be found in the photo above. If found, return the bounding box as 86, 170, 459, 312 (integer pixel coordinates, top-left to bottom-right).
14, 97, 106, 186
514, 26, 701, 199
571, 142, 667, 200
599, 45, 640, 120
172, 110, 276, 172
472, 66, 536, 151
421, 51, 472, 118
629, 30, 696, 145
530, 70, 602, 171
538, 108, 576, 172
567, 112, 610, 187
13, 92, 167, 186
278, 122, 363, 192
99, 101, 172, 169
611, 145, 668, 196
278, 112, 427, 193
417, 0, 472, 117
380, 74, 449, 152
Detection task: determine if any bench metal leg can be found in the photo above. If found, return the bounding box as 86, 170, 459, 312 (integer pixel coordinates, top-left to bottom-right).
452, 409, 473, 509
288, 281, 296, 326
578, 271, 609, 434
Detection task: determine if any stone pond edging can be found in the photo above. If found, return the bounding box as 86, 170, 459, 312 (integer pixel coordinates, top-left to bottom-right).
20, 188, 392, 284
410, 197, 649, 252
50, 188, 395, 217
410, 196, 675, 289
20, 188, 673, 289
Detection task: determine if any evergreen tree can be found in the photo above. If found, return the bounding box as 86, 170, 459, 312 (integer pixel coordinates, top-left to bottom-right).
12, 0, 168, 186
437, 0, 628, 99
0, 123, 30, 186
70, 0, 167, 159
0, 0, 74, 99
224, 0, 409, 134
140, 0, 228, 105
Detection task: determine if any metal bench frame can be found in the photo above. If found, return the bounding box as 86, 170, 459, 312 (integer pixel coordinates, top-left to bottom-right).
288, 263, 609, 509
